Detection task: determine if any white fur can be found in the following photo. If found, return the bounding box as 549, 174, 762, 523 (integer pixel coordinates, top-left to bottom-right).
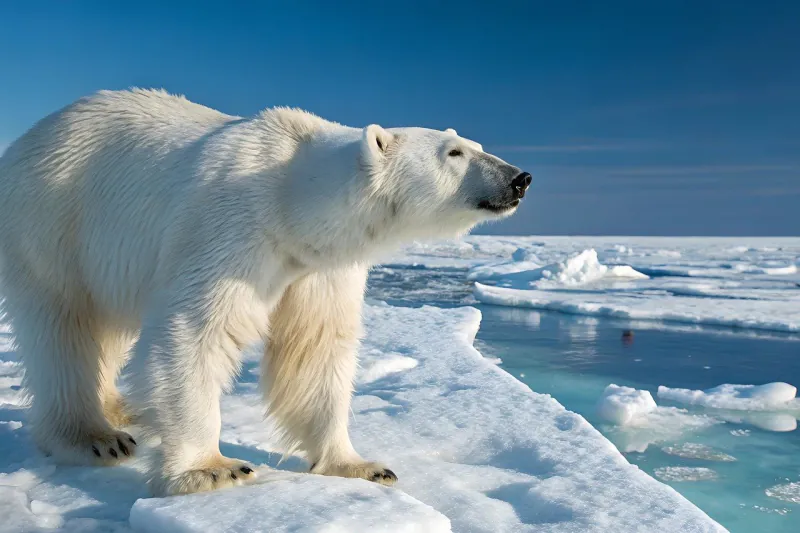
0, 89, 523, 495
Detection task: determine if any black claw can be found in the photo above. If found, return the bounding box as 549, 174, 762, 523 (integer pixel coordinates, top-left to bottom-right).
129, 437, 137, 445
309, 462, 317, 472
230, 472, 238, 480
117, 439, 130, 456
240, 466, 253, 474
108, 448, 118, 458
211, 472, 218, 482
383, 469, 397, 480
92, 445, 101, 457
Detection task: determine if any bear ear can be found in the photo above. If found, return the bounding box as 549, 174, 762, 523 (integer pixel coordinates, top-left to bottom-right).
445, 128, 458, 136
362, 124, 394, 162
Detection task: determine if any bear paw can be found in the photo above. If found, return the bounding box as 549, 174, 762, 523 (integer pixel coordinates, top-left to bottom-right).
312, 460, 398, 486
89, 429, 138, 464
154, 456, 257, 495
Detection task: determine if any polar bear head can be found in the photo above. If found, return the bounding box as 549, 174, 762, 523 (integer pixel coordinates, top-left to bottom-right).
360, 125, 530, 239
274, 112, 530, 265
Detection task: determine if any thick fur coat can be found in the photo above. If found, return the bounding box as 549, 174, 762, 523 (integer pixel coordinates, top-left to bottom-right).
0, 89, 527, 495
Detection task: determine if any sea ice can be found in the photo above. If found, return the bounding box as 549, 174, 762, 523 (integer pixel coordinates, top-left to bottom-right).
765, 482, 800, 504
0, 304, 724, 532
654, 467, 718, 482
468, 249, 647, 289
595, 386, 719, 453
661, 443, 736, 462
596, 384, 657, 425
657, 383, 799, 411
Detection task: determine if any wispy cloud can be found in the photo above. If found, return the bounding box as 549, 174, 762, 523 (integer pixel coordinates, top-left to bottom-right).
605, 164, 798, 177
489, 139, 664, 153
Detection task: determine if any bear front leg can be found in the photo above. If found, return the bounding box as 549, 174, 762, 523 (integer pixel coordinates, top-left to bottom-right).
132, 287, 260, 496
264, 264, 397, 486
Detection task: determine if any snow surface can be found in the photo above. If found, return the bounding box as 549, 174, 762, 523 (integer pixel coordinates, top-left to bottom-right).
130, 474, 451, 533
0, 304, 724, 532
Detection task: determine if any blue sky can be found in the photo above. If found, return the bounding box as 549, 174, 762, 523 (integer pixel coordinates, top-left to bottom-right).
1, 1, 798, 236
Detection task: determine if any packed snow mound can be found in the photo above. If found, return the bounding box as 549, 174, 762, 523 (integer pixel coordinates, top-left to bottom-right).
0, 305, 724, 532
597, 384, 657, 425
130, 474, 451, 533
468, 249, 647, 289
657, 383, 799, 411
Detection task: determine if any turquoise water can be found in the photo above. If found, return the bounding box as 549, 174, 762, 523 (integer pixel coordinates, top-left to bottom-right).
368, 265, 800, 532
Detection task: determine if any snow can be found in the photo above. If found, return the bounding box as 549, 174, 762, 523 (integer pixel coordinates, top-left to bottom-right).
0, 303, 723, 532
657, 383, 800, 411
596, 384, 657, 425
130, 474, 451, 533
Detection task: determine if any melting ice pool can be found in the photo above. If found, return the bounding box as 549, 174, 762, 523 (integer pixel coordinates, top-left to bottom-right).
367, 263, 800, 533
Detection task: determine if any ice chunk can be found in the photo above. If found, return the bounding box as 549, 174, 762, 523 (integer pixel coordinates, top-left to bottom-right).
130, 475, 451, 533
596, 385, 719, 452
597, 384, 657, 425
765, 482, 800, 504
654, 467, 718, 482
661, 443, 736, 462
657, 383, 799, 411
470, 249, 648, 289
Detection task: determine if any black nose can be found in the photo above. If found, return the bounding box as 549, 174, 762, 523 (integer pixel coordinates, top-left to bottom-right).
511, 172, 532, 199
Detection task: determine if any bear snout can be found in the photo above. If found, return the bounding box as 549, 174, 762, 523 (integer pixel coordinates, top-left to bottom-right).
511, 172, 532, 199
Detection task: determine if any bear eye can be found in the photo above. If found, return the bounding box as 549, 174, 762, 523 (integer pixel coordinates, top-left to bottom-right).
448, 149, 463, 157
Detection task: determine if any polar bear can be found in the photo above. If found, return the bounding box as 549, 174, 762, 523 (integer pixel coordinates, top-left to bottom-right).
0, 89, 530, 495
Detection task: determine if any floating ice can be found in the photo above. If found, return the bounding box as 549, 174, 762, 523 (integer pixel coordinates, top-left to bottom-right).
474, 282, 800, 333
661, 443, 736, 462
654, 467, 718, 482
597, 384, 657, 425
765, 482, 800, 504
469, 249, 648, 289
595, 385, 719, 452
657, 383, 799, 411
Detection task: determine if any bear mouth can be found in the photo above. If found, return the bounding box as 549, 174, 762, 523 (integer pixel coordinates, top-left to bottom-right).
476, 199, 521, 213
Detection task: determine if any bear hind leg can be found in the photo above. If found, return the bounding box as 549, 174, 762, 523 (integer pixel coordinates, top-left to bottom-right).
9, 289, 137, 464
